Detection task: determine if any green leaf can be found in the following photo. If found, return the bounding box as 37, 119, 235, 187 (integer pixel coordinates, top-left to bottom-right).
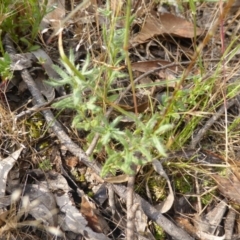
152, 136, 167, 157
72, 88, 83, 106
155, 124, 173, 135
29, 45, 40, 51
51, 64, 70, 80
52, 96, 73, 109
137, 146, 152, 162
108, 94, 118, 102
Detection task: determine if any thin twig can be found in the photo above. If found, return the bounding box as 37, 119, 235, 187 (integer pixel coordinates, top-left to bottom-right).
15, 94, 69, 120
107, 185, 116, 217
127, 202, 139, 240
126, 166, 138, 240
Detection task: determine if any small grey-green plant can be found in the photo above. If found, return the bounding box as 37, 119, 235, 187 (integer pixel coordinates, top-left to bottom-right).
48, 3, 172, 177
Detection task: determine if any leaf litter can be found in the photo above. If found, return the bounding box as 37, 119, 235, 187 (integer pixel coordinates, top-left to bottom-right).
1, 0, 240, 239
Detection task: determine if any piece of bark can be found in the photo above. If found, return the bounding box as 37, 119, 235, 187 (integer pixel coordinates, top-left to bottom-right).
224, 208, 236, 240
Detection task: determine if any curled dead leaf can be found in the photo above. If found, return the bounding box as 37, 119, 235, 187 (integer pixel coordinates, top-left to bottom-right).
152, 160, 174, 213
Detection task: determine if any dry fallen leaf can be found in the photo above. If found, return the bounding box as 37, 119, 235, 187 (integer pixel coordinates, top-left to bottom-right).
81, 196, 102, 233
32, 48, 65, 97
47, 171, 110, 239
152, 160, 174, 213
0, 147, 23, 198
81, 195, 110, 234
65, 156, 79, 169
34, 71, 55, 102
131, 60, 176, 73
132, 60, 179, 85
117, 101, 149, 113
23, 183, 58, 226
131, 12, 203, 46
7, 53, 34, 71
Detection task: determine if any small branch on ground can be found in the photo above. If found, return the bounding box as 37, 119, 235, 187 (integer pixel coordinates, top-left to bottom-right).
126, 165, 138, 240
127, 202, 139, 240
15, 94, 71, 119
108, 185, 116, 217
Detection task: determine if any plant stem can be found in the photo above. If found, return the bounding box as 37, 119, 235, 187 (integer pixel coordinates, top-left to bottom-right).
123, 0, 138, 114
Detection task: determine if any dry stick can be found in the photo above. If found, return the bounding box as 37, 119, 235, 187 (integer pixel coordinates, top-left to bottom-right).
225, 208, 236, 239
127, 202, 139, 240
15, 94, 70, 119
15, 101, 53, 119
190, 98, 236, 148
126, 166, 138, 240
107, 185, 116, 216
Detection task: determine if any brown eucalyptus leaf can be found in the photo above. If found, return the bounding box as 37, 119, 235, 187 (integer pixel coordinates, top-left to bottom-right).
131, 13, 203, 46
80, 196, 103, 233
118, 101, 149, 113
